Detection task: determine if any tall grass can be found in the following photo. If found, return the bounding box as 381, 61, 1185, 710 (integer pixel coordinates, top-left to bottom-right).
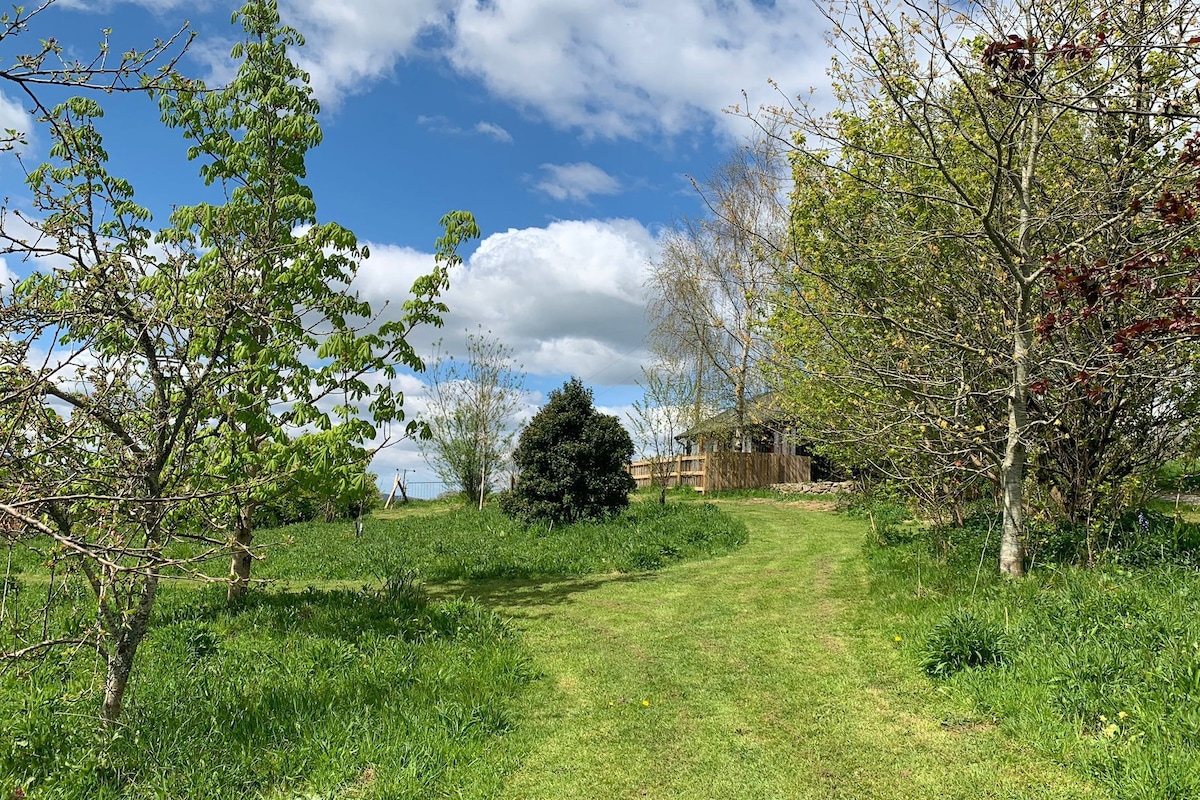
1, 583, 529, 799
251, 500, 748, 583
867, 509, 1200, 799
1, 499, 747, 798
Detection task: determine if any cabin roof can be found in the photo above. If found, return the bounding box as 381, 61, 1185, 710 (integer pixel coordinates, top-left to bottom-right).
678, 391, 792, 441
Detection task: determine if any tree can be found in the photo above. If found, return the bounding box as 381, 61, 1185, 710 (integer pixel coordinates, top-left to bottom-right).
251, 433, 379, 527
419, 329, 526, 507
646, 139, 782, 448
0, 0, 193, 152
752, 0, 1200, 574
500, 378, 636, 524
627, 356, 698, 504
0, 0, 477, 724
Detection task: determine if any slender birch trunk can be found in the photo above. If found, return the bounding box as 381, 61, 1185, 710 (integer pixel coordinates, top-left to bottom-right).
1000, 283, 1032, 577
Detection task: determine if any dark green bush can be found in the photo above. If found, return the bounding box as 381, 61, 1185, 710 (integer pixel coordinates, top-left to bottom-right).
920, 609, 1012, 678
500, 378, 636, 525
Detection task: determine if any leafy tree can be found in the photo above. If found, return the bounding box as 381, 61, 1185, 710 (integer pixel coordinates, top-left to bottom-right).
419, 329, 526, 507
500, 378, 636, 524
251, 434, 379, 527
0, 0, 476, 724
752, 0, 1200, 573
646, 139, 781, 445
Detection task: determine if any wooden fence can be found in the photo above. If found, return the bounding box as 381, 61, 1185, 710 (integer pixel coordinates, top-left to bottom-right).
629, 452, 811, 493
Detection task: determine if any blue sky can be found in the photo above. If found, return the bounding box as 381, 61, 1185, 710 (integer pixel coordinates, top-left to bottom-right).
0, 0, 832, 486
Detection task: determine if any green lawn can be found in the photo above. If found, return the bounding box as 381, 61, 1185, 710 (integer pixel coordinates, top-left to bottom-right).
445, 501, 1106, 799
2, 498, 1120, 798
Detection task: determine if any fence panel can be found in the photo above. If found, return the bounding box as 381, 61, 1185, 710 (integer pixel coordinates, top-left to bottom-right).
629, 453, 810, 493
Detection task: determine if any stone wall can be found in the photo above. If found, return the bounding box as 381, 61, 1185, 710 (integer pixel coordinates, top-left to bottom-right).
771, 481, 855, 495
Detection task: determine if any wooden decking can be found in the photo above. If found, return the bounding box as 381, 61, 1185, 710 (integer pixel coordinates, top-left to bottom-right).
629, 452, 811, 493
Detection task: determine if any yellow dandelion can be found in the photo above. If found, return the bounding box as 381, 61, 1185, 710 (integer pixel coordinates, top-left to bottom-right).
894, 636, 903, 642
642, 700, 650, 707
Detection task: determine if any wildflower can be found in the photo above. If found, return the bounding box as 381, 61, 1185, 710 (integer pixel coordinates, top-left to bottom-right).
1102, 723, 1120, 738
642, 700, 650, 707
894, 636, 903, 642
1118, 711, 1128, 720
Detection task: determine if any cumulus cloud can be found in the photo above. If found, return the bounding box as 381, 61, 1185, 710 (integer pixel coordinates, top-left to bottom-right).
445, 0, 828, 139
534, 162, 621, 202
279, 0, 452, 104
354, 217, 658, 385
59, 1, 828, 139
270, 0, 826, 138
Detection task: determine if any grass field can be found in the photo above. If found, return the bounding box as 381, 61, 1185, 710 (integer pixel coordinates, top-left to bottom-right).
455, 500, 1105, 800
865, 509, 1200, 799
0, 499, 746, 799
8, 495, 1198, 798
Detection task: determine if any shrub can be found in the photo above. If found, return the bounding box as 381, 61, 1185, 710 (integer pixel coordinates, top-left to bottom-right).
920, 609, 1012, 678
500, 378, 636, 524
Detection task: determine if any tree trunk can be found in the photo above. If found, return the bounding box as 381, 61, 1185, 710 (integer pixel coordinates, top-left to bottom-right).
102, 573, 158, 725
228, 503, 254, 602
1000, 286, 1032, 578
103, 645, 134, 726
999, 41, 1041, 579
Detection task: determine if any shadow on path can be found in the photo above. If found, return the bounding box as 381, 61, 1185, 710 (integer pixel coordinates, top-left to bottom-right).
428, 571, 658, 620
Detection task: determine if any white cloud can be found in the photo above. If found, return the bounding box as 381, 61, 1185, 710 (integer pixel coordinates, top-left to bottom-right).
280, 0, 453, 104
0, 257, 15, 294
354, 217, 658, 384
535, 162, 621, 202
188, 35, 241, 89
272, 0, 826, 139
0, 90, 33, 152
58, 1, 828, 140
474, 121, 513, 143
446, 0, 828, 139
416, 114, 460, 134
416, 116, 514, 142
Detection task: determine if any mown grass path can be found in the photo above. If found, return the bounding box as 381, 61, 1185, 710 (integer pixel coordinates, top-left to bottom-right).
448, 502, 1108, 799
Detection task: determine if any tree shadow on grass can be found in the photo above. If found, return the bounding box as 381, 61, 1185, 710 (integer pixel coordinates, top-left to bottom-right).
428, 572, 658, 620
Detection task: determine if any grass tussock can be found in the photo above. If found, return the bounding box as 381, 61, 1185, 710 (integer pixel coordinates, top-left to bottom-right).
866, 507, 1200, 799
